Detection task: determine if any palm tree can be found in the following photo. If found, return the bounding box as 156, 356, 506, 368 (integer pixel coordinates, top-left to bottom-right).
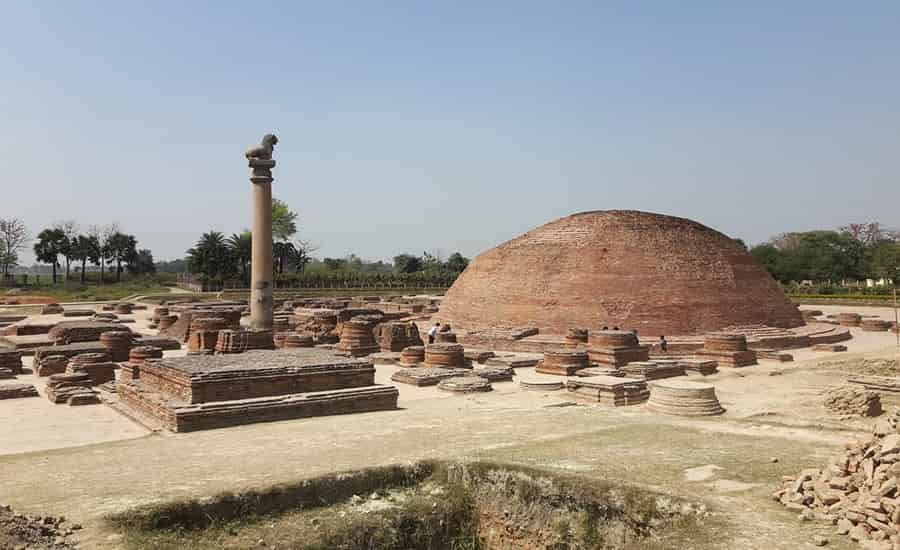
106, 232, 138, 282
273, 241, 297, 275
226, 231, 252, 286
70, 235, 99, 284
186, 231, 233, 290
33, 228, 66, 284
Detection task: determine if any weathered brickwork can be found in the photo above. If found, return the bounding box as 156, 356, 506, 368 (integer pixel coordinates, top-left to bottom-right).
438, 210, 804, 336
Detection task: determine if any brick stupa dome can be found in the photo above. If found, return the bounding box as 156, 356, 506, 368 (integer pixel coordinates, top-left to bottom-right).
438, 210, 803, 336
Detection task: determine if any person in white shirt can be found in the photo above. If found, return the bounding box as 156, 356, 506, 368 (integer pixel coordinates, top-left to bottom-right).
427, 322, 440, 344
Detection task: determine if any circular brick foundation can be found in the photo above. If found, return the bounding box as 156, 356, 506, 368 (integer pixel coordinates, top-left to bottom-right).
425, 343, 465, 368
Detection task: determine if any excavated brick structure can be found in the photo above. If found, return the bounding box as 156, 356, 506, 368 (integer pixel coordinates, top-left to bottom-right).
99, 330, 134, 362
0, 349, 23, 375
696, 333, 757, 368
424, 343, 466, 368
120, 345, 164, 382
400, 346, 426, 365
438, 210, 804, 337
587, 330, 650, 367
66, 352, 117, 385
335, 318, 380, 357
536, 349, 589, 376
374, 322, 423, 352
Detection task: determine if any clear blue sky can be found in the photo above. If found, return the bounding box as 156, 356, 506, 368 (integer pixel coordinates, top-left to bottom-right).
2, 1, 898, 263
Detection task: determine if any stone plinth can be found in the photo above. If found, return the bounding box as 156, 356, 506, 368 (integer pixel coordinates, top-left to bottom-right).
424, 343, 466, 368
587, 330, 650, 367
536, 349, 589, 376
566, 376, 649, 406
620, 361, 686, 381
861, 319, 892, 332
472, 366, 514, 382
48, 321, 128, 345
390, 367, 468, 386
400, 346, 425, 365
812, 344, 848, 352
437, 376, 492, 394
519, 377, 564, 391
117, 348, 398, 432
214, 329, 275, 354
133, 349, 378, 404
67, 353, 117, 386
335, 319, 380, 357
695, 333, 757, 368
0, 383, 38, 400
41, 303, 64, 315
575, 366, 624, 377
646, 380, 725, 416
838, 313, 862, 327
680, 359, 718, 375
0, 349, 23, 375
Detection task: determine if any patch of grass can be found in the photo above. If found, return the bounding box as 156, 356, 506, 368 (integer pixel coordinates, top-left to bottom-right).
6, 281, 173, 303
108, 460, 710, 550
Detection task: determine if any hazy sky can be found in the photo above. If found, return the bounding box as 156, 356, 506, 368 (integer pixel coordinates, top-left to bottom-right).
2, 2, 899, 264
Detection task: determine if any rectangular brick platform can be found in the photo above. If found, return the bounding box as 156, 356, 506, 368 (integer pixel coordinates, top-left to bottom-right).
117, 348, 398, 432
695, 349, 757, 368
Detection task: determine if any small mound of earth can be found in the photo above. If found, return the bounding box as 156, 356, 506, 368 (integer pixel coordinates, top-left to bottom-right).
0, 504, 81, 549
823, 386, 882, 418
819, 358, 900, 377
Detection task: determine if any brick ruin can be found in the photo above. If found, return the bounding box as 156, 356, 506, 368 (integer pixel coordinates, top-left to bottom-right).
587, 330, 650, 367
335, 318, 380, 357
438, 210, 804, 338
536, 349, 589, 376
116, 348, 399, 432
696, 333, 758, 368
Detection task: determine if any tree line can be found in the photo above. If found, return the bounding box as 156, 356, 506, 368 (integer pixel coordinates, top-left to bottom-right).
0, 218, 155, 285
750, 222, 900, 284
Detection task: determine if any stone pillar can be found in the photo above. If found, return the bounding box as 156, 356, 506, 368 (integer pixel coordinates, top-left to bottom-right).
245, 134, 279, 330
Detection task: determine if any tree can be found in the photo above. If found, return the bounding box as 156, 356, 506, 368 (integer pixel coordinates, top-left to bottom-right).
273, 241, 297, 274
866, 240, 900, 283
840, 222, 899, 246
393, 254, 423, 274
70, 235, 100, 284
54, 220, 79, 282
106, 232, 138, 282
445, 252, 470, 273
272, 198, 298, 241
0, 218, 29, 278
128, 249, 156, 275
227, 231, 252, 285
33, 228, 67, 284
186, 231, 234, 287
88, 223, 120, 284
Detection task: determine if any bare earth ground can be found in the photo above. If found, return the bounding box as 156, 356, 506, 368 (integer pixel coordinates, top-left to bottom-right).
0, 305, 898, 549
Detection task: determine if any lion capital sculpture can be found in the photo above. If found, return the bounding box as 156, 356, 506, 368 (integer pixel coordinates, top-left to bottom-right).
245, 133, 279, 161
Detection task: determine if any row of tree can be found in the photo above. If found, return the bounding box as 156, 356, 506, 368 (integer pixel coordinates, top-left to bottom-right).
750, 222, 900, 284
0, 218, 156, 285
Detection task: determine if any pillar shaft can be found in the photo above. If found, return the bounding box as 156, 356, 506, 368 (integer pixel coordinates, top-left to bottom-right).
250, 178, 273, 329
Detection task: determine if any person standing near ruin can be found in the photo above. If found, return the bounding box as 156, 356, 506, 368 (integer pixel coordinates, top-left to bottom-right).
659, 335, 668, 353
428, 322, 440, 344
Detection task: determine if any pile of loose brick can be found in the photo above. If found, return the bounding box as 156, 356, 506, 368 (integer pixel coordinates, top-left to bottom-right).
775, 413, 900, 549
825, 386, 883, 418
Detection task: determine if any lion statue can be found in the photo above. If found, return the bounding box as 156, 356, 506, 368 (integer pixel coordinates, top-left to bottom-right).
245, 133, 279, 160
